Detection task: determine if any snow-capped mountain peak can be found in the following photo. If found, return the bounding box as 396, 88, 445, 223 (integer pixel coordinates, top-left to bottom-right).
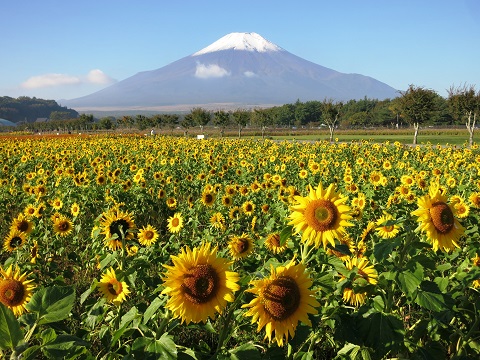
192, 32, 283, 55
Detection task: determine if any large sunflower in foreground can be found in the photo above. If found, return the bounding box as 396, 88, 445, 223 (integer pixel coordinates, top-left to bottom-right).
242, 260, 319, 347
100, 207, 136, 251
161, 242, 240, 324
0, 264, 35, 316
411, 185, 465, 252
97, 267, 131, 305
341, 256, 378, 307
288, 183, 353, 249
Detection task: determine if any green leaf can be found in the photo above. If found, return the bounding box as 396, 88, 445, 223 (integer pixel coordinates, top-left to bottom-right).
396, 268, 423, 300
358, 311, 404, 358
415, 281, 453, 312
133, 333, 177, 359
0, 303, 23, 351
229, 343, 261, 360
279, 225, 293, 246
373, 238, 402, 262
25, 286, 75, 325
42, 335, 90, 359
143, 297, 164, 325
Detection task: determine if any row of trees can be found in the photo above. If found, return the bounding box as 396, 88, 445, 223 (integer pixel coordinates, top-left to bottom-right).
4, 84, 478, 145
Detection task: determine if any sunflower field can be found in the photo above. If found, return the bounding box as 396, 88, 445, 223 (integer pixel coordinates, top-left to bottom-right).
0, 134, 480, 360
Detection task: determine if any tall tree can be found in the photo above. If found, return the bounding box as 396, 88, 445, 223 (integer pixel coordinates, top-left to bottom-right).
231, 109, 250, 138
180, 114, 195, 137
447, 84, 479, 147
213, 110, 230, 138
251, 108, 274, 139
190, 107, 211, 134
321, 98, 343, 142
397, 84, 437, 145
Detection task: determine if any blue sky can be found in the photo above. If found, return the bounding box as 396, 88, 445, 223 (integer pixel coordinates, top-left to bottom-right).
1, 0, 479, 102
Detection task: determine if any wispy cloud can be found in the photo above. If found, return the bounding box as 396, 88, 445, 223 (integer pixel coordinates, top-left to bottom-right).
194, 63, 230, 79
21, 69, 116, 89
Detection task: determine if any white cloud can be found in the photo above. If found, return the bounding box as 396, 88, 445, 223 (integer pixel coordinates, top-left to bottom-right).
244, 71, 257, 77
21, 69, 116, 89
21, 73, 81, 89
195, 63, 230, 79
86, 69, 116, 85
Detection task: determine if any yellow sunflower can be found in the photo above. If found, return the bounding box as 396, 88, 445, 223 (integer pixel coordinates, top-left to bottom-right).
375, 213, 401, 239
288, 183, 353, 249
264, 233, 289, 254
10, 213, 34, 234
53, 215, 74, 237
242, 260, 319, 347
97, 267, 130, 305
137, 225, 159, 246
167, 213, 184, 234
71, 202, 80, 217
3, 230, 27, 252
0, 264, 35, 316
341, 256, 378, 307
30, 240, 40, 264
161, 242, 240, 324
228, 233, 254, 260
100, 207, 136, 251
210, 212, 226, 231
411, 185, 465, 252
242, 201, 255, 216
201, 191, 216, 207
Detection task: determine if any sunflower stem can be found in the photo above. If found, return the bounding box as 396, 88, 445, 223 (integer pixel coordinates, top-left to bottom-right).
156, 310, 170, 339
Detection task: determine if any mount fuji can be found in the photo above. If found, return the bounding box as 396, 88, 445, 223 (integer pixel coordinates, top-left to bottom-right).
63, 32, 398, 110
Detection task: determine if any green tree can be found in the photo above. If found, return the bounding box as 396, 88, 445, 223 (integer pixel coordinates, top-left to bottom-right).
321, 98, 343, 142
251, 108, 274, 139
213, 110, 230, 138
447, 84, 479, 147
98, 117, 115, 130
164, 114, 180, 134
181, 114, 195, 137
231, 109, 250, 138
190, 107, 211, 134
397, 84, 437, 144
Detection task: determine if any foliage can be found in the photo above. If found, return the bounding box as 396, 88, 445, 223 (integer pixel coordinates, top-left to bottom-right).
0, 96, 78, 123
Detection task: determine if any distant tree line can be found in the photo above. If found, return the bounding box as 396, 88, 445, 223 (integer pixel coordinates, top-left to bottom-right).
0, 96, 78, 123
4, 84, 478, 145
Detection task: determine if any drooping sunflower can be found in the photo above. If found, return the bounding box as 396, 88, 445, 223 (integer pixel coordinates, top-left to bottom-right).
341, 256, 378, 307
242, 260, 319, 347
0, 264, 35, 316
10, 213, 34, 234
137, 224, 159, 246
161, 242, 240, 324
100, 207, 136, 251
228, 233, 254, 260
53, 215, 74, 237
264, 233, 289, 254
167, 212, 184, 234
288, 183, 353, 249
3, 230, 27, 252
97, 267, 131, 305
411, 185, 465, 252
375, 213, 401, 239
30, 240, 40, 264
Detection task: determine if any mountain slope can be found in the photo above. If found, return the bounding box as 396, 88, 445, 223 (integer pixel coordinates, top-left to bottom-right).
63, 32, 398, 109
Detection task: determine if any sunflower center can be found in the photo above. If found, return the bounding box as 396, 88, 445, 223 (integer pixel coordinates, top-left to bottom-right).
263, 276, 301, 321
383, 225, 394, 232
270, 234, 281, 247
107, 280, 123, 295
204, 194, 213, 203
0, 279, 25, 306
182, 264, 219, 304
10, 236, 23, 249
58, 221, 70, 231
234, 239, 249, 254
430, 202, 454, 234
110, 219, 130, 238
171, 218, 180, 227
144, 231, 154, 240
305, 199, 338, 232
17, 220, 30, 232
